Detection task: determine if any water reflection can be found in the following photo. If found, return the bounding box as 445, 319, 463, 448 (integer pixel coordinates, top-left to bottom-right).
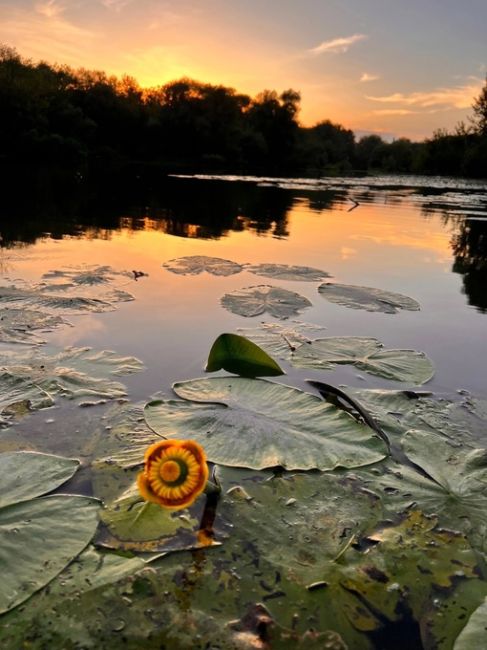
1, 173, 487, 312
452, 218, 487, 312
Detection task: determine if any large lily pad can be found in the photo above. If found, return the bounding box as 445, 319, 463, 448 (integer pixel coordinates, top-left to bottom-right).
0, 451, 79, 509
0, 308, 68, 345
248, 263, 331, 281
163, 255, 243, 276
0, 346, 144, 402
206, 332, 284, 377
318, 282, 420, 313
0, 451, 99, 614
360, 429, 487, 552
221, 285, 312, 319
144, 377, 387, 470
292, 336, 435, 384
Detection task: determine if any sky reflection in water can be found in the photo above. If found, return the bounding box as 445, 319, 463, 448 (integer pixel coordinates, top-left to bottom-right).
1, 175, 486, 403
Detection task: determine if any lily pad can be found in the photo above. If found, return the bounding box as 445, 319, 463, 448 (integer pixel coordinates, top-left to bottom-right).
41, 265, 132, 286
0, 308, 68, 345
163, 255, 243, 276
0, 451, 99, 614
221, 285, 312, 319
0, 346, 144, 402
205, 332, 284, 377
291, 336, 435, 384
0, 281, 133, 315
248, 263, 331, 281
318, 282, 420, 313
237, 321, 327, 359
0, 373, 54, 428
360, 429, 487, 552
144, 377, 387, 470
0, 451, 79, 509
453, 597, 487, 649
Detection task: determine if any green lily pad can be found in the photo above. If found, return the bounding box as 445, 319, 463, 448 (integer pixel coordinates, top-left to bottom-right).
291, 336, 435, 384
221, 285, 312, 319
206, 333, 284, 377
0, 308, 68, 345
359, 429, 487, 552
163, 255, 243, 276
237, 321, 327, 359
0, 451, 79, 509
0, 451, 100, 615
453, 597, 487, 649
0, 496, 100, 614
248, 263, 331, 281
0, 545, 147, 648
0, 346, 144, 402
318, 282, 420, 313
145, 377, 387, 470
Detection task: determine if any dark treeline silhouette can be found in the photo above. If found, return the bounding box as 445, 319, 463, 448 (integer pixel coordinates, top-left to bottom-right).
1, 45, 486, 180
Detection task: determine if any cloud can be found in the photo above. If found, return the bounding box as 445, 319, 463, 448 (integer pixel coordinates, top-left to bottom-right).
309, 34, 367, 55
35, 0, 65, 18
367, 80, 483, 110
372, 109, 416, 116
0, 5, 99, 65
101, 0, 134, 10
360, 72, 379, 83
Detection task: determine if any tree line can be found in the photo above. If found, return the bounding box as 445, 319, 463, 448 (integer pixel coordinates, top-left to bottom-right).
1, 45, 486, 179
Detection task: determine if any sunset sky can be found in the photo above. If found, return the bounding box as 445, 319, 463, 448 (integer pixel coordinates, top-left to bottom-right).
1, 0, 486, 139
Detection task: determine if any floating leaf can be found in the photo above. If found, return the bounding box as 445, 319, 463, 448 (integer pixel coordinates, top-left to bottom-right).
163, 255, 243, 276
221, 285, 312, 319
0, 308, 68, 345
41, 265, 132, 286
0, 495, 99, 614
0, 451, 79, 509
0, 281, 133, 315
359, 429, 487, 552
291, 336, 434, 384
0, 451, 99, 615
0, 346, 144, 402
453, 597, 487, 650
144, 377, 387, 470
248, 263, 331, 281
206, 333, 284, 377
318, 282, 420, 313
237, 321, 327, 359
0, 373, 54, 428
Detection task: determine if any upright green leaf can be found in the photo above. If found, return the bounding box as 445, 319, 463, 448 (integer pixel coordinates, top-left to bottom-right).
206, 333, 284, 377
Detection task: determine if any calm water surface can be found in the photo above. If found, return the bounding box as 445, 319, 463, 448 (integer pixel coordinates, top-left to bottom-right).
1, 174, 487, 452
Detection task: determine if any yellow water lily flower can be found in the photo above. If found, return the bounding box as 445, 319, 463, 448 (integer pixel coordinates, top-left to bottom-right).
137, 439, 209, 510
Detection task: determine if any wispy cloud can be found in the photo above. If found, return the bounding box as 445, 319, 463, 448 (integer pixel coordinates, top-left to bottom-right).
360, 72, 379, 83
101, 0, 134, 11
0, 5, 99, 65
35, 0, 65, 18
373, 109, 416, 116
309, 34, 367, 55
367, 79, 483, 110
